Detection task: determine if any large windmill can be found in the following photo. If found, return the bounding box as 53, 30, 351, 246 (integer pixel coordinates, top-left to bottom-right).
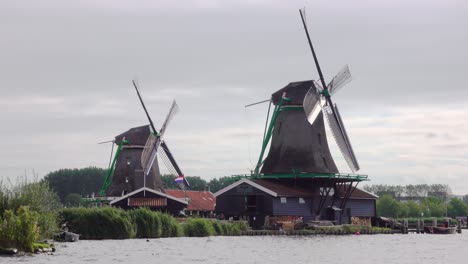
99, 81, 189, 197
242, 9, 368, 221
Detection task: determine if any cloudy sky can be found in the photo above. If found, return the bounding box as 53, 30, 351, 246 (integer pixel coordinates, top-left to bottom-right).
1, 0, 467, 193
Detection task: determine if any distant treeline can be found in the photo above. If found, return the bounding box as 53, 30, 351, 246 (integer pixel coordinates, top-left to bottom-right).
377, 194, 468, 218
42, 167, 239, 204
363, 184, 453, 201
364, 184, 468, 218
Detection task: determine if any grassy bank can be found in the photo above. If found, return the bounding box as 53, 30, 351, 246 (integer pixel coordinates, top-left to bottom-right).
60, 207, 248, 239
313, 225, 392, 234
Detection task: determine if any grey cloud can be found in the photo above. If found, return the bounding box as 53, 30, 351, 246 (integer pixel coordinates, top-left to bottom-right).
1, 0, 468, 193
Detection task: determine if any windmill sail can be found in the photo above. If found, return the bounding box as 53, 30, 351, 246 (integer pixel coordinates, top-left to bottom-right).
334, 104, 359, 171
141, 133, 159, 176
160, 141, 190, 188
133, 80, 158, 133
323, 104, 359, 173
327, 65, 352, 95
303, 86, 324, 125
141, 101, 179, 177
159, 100, 179, 139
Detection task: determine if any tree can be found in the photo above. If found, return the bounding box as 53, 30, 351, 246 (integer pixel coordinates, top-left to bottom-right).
463, 194, 468, 204
208, 176, 239, 193
43, 167, 107, 201
447, 198, 468, 217
64, 193, 82, 207
377, 195, 401, 217
405, 200, 422, 217
421, 196, 445, 217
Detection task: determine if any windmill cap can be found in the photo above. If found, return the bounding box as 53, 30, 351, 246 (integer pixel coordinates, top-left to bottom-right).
271, 80, 318, 105
114, 125, 151, 146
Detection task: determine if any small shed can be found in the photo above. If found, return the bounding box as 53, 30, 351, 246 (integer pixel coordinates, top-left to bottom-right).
164, 190, 216, 217
110, 187, 188, 215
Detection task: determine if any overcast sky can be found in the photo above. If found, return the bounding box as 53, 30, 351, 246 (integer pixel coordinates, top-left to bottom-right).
1, 0, 467, 194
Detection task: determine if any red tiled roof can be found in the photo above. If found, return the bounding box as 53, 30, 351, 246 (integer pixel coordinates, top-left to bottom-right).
164, 190, 215, 211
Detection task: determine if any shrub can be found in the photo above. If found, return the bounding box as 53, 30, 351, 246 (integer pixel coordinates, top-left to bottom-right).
184, 218, 216, 237
158, 212, 182, 237
60, 207, 134, 239
0, 206, 40, 252
128, 208, 161, 238
211, 221, 222, 235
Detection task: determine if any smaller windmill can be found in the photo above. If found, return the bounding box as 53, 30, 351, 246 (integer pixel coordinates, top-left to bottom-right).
132, 80, 190, 190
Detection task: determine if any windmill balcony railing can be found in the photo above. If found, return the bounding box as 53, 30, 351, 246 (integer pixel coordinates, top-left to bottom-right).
231, 172, 368, 182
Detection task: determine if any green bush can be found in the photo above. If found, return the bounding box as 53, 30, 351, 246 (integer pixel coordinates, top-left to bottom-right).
60, 207, 134, 239
211, 221, 222, 235
183, 218, 216, 237
0, 206, 40, 252
128, 208, 161, 238
158, 212, 182, 237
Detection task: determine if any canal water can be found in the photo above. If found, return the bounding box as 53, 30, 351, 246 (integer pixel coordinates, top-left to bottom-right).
2, 233, 467, 264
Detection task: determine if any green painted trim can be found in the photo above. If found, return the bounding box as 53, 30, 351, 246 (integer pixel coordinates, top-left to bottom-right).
99, 139, 129, 196
254, 97, 288, 175
231, 172, 369, 182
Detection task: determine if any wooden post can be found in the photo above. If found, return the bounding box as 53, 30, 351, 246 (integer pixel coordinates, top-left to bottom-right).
458, 220, 462, 234
416, 218, 420, 234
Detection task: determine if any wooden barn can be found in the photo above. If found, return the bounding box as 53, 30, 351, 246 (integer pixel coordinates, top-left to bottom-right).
110, 187, 188, 215
214, 178, 377, 229
164, 190, 216, 217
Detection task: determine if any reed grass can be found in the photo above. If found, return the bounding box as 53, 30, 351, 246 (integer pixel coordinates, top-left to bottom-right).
60, 207, 248, 239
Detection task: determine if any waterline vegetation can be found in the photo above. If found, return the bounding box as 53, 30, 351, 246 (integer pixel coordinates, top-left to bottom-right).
0, 178, 61, 252
60, 207, 247, 239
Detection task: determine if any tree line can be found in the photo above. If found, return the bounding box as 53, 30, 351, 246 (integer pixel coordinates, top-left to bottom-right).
42, 167, 240, 205
363, 184, 452, 201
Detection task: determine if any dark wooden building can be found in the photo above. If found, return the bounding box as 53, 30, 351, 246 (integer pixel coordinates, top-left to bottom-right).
110, 187, 187, 215
214, 179, 377, 229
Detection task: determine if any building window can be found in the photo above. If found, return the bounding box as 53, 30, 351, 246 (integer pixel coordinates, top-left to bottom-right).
299, 198, 305, 204
280, 197, 287, 204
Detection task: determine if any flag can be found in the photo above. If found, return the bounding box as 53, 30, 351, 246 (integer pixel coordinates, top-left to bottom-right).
174, 175, 185, 189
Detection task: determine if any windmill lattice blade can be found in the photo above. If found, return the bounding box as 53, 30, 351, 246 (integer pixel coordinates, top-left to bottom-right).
132, 79, 158, 133
141, 133, 161, 176
159, 100, 179, 140
160, 141, 190, 187
97, 140, 114, 144
327, 65, 352, 95
158, 147, 178, 176
334, 104, 360, 171
303, 86, 323, 125
323, 104, 359, 173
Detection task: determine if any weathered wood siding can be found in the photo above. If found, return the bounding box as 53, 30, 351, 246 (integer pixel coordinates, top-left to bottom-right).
343, 199, 376, 217
272, 197, 313, 222
215, 183, 274, 216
